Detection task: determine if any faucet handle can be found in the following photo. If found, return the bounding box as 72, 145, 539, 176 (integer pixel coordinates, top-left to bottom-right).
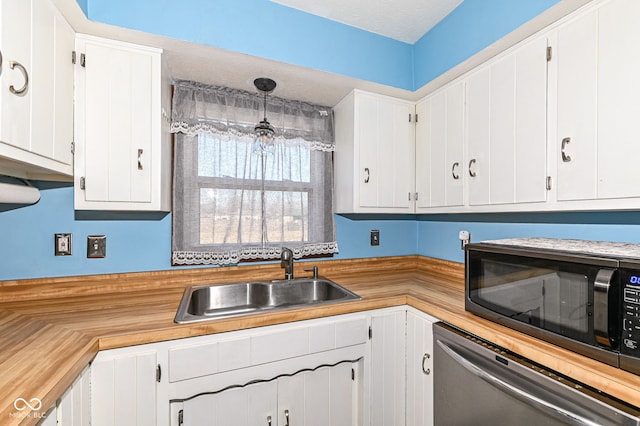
304, 266, 319, 279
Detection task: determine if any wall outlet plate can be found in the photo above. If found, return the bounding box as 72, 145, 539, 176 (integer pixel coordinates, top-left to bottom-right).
54, 233, 72, 256
87, 235, 106, 258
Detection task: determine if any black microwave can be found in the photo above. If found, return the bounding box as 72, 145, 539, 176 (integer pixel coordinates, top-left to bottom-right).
465, 238, 640, 375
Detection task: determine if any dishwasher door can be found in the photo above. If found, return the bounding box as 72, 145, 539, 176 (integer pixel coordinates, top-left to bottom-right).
433, 323, 640, 426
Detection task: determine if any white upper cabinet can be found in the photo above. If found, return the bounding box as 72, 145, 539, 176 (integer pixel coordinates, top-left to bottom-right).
74, 34, 171, 211
595, 0, 640, 199
0, 0, 74, 180
415, 81, 464, 211
555, 9, 598, 201
334, 90, 415, 213
466, 34, 548, 207
555, 0, 640, 204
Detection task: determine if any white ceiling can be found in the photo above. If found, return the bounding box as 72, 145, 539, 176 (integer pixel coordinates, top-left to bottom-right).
270, 0, 463, 43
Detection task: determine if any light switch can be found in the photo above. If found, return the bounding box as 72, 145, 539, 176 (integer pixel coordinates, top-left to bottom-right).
87, 235, 106, 258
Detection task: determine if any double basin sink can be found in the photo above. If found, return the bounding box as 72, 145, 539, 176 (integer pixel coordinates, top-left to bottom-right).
175, 277, 361, 323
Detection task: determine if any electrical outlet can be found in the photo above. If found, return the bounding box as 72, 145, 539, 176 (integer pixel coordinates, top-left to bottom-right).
87, 235, 106, 258
54, 233, 72, 256
370, 230, 380, 246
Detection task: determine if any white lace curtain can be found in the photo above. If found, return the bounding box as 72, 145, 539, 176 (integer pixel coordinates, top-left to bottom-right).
171, 81, 338, 265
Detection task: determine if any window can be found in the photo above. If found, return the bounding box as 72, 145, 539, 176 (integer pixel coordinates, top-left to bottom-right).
171, 81, 337, 265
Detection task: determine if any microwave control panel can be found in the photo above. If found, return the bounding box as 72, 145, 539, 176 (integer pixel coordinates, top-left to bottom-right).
621, 270, 640, 357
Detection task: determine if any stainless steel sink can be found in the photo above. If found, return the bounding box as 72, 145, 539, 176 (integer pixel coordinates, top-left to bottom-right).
174, 278, 361, 323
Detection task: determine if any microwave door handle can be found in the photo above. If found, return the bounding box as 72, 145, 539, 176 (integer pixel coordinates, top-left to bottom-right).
436, 339, 601, 426
594, 269, 616, 348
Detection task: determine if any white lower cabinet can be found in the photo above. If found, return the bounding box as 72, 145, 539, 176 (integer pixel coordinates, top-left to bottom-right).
405, 308, 437, 426
367, 307, 406, 426
91, 349, 159, 426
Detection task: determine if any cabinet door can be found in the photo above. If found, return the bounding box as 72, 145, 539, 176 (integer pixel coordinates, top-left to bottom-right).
75, 35, 169, 211
357, 93, 414, 210
180, 363, 355, 426
91, 350, 157, 426
278, 362, 355, 426
556, 9, 598, 201
467, 67, 492, 206
415, 82, 464, 210
369, 310, 406, 426
31, 0, 74, 165
182, 381, 277, 426
467, 36, 547, 206
406, 311, 435, 426
597, 0, 640, 199
0, 0, 31, 149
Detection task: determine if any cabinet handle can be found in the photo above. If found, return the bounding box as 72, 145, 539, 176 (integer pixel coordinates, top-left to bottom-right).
9, 61, 28, 95
468, 159, 477, 177
561, 137, 572, 162
0, 50, 3, 76
451, 162, 460, 180
284, 409, 290, 426
137, 149, 144, 170
267, 415, 272, 426
422, 353, 431, 375
364, 167, 370, 183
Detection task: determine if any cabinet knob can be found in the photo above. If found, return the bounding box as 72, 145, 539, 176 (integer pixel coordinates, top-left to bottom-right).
9, 61, 29, 96
284, 409, 290, 426
138, 149, 144, 170
364, 167, 370, 183
267, 415, 272, 426
561, 137, 572, 162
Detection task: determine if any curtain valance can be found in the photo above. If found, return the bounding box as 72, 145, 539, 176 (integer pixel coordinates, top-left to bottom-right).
170, 80, 335, 151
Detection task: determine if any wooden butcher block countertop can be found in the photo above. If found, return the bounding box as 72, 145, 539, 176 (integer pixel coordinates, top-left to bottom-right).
0, 255, 638, 425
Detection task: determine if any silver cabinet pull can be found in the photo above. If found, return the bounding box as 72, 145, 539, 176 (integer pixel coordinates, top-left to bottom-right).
451, 162, 460, 180
267, 415, 272, 426
422, 353, 431, 375
9, 61, 29, 95
137, 149, 144, 170
561, 137, 572, 162
468, 159, 477, 177
284, 409, 290, 426
364, 167, 370, 183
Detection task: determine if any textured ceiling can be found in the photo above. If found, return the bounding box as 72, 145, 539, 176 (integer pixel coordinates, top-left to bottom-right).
270, 0, 463, 43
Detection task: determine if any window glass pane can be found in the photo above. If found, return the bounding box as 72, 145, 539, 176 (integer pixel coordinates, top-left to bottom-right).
264, 191, 309, 242
200, 188, 262, 245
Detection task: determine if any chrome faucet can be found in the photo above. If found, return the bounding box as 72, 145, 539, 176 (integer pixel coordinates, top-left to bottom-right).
281, 247, 294, 280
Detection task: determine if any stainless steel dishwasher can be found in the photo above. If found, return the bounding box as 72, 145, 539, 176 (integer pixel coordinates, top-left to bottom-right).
433, 323, 640, 425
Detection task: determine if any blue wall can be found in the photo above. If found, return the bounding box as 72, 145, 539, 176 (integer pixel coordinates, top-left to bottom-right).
85, 0, 413, 90
412, 0, 560, 88
0, 185, 417, 280
417, 213, 640, 264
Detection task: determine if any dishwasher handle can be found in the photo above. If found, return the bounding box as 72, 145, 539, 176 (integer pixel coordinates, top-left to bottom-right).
436, 338, 601, 426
